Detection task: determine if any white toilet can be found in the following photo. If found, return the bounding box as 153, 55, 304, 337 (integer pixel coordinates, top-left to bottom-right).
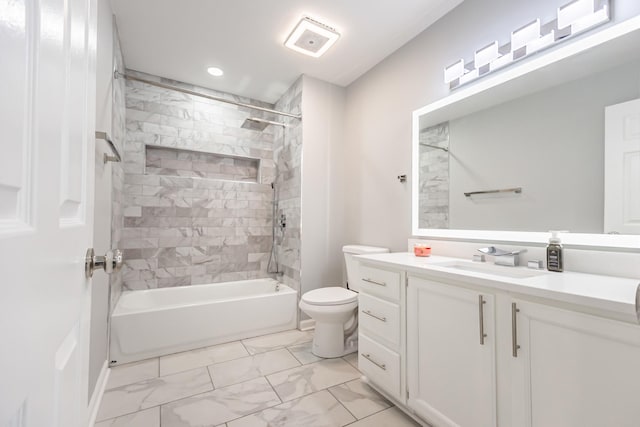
299, 245, 389, 358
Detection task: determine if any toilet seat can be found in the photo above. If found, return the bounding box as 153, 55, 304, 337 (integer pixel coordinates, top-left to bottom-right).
301, 287, 357, 306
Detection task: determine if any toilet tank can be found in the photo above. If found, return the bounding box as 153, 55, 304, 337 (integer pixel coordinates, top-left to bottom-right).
342, 245, 389, 292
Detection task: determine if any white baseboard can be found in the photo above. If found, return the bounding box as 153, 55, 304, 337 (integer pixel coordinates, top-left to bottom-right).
87, 361, 110, 427
299, 319, 316, 331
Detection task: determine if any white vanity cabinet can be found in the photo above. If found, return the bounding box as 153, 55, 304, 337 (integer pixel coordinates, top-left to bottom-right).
407, 276, 497, 427
508, 298, 640, 427
356, 253, 640, 427
357, 263, 406, 403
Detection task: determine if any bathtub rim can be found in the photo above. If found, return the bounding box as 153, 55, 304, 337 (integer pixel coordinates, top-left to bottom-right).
113, 278, 296, 316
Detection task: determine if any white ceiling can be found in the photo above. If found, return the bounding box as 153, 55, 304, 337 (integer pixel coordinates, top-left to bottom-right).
110, 0, 463, 103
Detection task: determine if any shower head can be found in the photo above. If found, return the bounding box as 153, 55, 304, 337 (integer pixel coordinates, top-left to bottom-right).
241, 117, 287, 131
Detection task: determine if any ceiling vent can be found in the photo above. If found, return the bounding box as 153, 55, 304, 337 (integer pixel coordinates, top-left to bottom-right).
284, 16, 340, 58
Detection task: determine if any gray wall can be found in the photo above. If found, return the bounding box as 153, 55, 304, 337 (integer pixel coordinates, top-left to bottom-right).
447, 61, 640, 233
342, 0, 640, 251
300, 76, 347, 304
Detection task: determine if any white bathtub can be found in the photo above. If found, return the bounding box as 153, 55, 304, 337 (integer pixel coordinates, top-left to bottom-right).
110, 278, 297, 365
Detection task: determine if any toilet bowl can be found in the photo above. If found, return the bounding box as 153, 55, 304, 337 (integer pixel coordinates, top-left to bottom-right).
299, 245, 389, 358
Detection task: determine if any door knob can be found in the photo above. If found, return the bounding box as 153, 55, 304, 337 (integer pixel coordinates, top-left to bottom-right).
85, 248, 123, 278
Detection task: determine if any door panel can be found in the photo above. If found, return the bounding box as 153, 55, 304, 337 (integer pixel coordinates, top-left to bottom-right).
407, 277, 497, 427
0, 0, 34, 231
604, 98, 640, 234
0, 0, 97, 426
510, 300, 640, 427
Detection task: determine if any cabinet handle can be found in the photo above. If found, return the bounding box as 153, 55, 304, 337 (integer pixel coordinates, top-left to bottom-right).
361, 310, 387, 322
363, 278, 386, 287
478, 295, 487, 345
511, 302, 521, 357
362, 353, 386, 370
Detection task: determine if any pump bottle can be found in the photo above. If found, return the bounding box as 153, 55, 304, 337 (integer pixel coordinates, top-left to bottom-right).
546, 231, 564, 272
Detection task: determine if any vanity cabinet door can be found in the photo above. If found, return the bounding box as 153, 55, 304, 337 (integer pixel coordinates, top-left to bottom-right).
407, 276, 497, 427
508, 299, 640, 427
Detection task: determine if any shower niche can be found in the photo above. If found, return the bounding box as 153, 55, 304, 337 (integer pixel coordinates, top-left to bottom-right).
145, 145, 261, 183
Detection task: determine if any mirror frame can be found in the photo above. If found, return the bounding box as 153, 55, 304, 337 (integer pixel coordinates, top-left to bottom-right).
412, 15, 640, 249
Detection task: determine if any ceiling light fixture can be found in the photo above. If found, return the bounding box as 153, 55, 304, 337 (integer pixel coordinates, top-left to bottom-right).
207, 67, 224, 77
284, 16, 340, 58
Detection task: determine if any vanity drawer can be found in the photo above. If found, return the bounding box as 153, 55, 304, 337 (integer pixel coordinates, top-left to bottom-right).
358, 264, 401, 301
359, 333, 401, 400
359, 293, 400, 350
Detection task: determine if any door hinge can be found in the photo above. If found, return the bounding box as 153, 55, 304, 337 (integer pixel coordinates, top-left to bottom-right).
406, 389, 410, 399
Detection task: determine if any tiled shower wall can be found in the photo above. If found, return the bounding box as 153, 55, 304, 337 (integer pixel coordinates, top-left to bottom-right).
109, 20, 125, 311
272, 77, 303, 294
418, 122, 450, 229
120, 71, 281, 290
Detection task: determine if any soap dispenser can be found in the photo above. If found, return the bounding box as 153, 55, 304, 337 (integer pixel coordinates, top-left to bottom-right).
546, 231, 564, 272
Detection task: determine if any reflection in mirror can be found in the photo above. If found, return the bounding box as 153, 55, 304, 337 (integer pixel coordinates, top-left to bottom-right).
418, 59, 640, 234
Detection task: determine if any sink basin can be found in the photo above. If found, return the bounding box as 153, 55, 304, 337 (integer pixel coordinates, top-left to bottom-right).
433, 261, 546, 279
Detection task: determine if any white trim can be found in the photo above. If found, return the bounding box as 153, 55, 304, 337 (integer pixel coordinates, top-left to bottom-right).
86, 361, 110, 427
412, 15, 640, 250
299, 318, 316, 331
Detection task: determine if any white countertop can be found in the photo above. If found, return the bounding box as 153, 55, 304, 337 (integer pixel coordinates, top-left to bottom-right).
356, 252, 640, 325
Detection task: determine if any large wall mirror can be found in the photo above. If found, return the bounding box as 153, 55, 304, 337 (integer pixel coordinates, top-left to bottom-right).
412, 17, 640, 248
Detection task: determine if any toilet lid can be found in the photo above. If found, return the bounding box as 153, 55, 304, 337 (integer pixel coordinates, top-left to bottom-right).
302, 287, 358, 306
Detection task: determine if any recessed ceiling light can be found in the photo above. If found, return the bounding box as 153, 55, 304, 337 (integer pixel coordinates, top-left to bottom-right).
284, 16, 340, 58
207, 67, 224, 77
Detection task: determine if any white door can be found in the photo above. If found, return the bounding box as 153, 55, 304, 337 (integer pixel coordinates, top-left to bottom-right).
407, 276, 497, 427
508, 299, 640, 427
0, 0, 97, 426
604, 98, 640, 234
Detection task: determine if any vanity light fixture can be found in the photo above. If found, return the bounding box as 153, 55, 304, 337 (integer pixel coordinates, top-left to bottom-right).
557, 0, 595, 29
444, 59, 467, 84
284, 16, 340, 58
444, 0, 610, 90
207, 67, 224, 77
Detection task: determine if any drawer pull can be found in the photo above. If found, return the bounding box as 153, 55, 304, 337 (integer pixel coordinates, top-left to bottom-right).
478, 295, 487, 345
363, 278, 386, 287
362, 353, 386, 370
361, 309, 387, 322
512, 302, 521, 358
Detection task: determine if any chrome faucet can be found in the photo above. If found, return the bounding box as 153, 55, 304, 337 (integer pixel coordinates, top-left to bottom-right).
477, 246, 527, 267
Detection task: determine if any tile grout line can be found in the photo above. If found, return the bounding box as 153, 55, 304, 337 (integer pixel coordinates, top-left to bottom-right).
96, 405, 162, 425
215, 375, 284, 426
326, 386, 360, 422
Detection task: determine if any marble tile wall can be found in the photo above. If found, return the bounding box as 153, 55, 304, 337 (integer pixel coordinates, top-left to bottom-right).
109, 18, 125, 310
121, 70, 283, 290
419, 121, 450, 229
272, 77, 303, 294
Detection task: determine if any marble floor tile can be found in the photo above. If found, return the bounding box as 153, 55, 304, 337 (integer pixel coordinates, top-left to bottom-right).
342, 352, 358, 370
347, 407, 421, 427
208, 348, 300, 388
161, 377, 281, 426
160, 341, 249, 376
96, 368, 213, 422
286, 341, 322, 365
242, 329, 313, 355
266, 358, 361, 402
107, 358, 159, 389
328, 379, 391, 419
227, 390, 356, 427
94, 407, 159, 427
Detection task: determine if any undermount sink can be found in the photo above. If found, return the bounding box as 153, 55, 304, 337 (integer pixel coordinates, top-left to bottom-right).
433, 261, 546, 279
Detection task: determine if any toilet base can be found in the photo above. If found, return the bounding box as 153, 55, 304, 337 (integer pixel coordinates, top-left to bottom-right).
311, 322, 358, 358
